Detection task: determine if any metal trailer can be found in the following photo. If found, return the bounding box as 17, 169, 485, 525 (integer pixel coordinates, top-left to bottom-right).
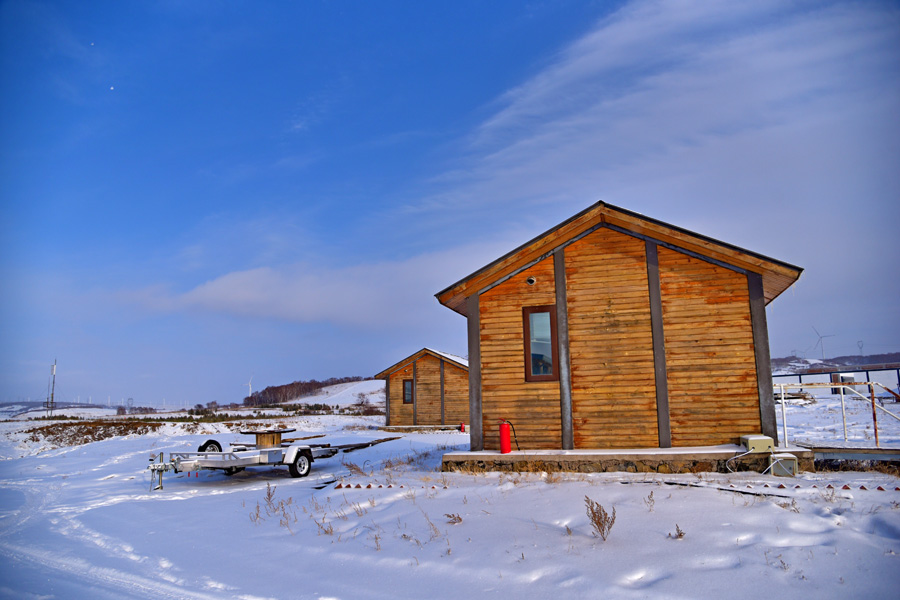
148, 428, 397, 491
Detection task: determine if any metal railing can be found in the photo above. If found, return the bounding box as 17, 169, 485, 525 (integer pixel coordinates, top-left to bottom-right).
775, 382, 900, 448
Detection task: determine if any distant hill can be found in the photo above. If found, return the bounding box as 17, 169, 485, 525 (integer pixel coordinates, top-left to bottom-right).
771, 353, 900, 375
243, 376, 374, 407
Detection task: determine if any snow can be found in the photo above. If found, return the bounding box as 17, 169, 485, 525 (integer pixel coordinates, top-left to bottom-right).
287, 379, 385, 407
776, 392, 900, 447
1, 391, 898, 598
424, 348, 468, 368
10, 406, 120, 421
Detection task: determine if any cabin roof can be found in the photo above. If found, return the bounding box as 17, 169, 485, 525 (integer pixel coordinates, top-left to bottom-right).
435, 201, 803, 317
374, 347, 469, 380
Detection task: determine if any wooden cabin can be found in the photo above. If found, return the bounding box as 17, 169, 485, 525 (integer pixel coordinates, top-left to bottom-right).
435, 202, 803, 451
374, 348, 469, 426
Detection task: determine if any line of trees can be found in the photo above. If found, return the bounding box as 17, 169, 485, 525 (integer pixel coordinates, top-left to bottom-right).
242, 376, 369, 407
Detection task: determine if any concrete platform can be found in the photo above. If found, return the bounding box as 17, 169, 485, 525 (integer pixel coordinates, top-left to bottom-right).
795, 443, 900, 461
379, 425, 462, 433
441, 445, 815, 474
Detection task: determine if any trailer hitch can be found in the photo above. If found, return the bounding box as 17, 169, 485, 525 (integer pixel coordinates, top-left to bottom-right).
148, 453, 173, 491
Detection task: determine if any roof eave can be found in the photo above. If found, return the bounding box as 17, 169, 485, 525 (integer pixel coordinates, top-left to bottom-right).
374, 348, 469, 379
435, 201, 803, 315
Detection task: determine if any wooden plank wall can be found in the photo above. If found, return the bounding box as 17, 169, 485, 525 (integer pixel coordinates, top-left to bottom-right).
480, 257, 561, 449
443, 362, 470, 425
566, 229, 659, 448
658, 246, 760, 445
388, 364, 415, 426
415, 355, 442, 424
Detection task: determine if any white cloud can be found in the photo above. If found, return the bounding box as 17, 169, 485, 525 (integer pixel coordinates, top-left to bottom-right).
127, 238, 513, 330
415, 0, 899, 219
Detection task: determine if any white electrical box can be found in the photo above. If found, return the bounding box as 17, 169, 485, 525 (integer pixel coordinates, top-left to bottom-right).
740, 435, 774, 453
769, 453, 798, 477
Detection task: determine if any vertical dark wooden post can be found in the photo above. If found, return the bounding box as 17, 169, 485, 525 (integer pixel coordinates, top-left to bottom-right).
412, 361, 417, 427
748, 272, 778, 444
440, 359, 445, 425
646, 241, 672, 448
384, 378, 390, 426
554, 250, 574, 450
467, 294, 483, 451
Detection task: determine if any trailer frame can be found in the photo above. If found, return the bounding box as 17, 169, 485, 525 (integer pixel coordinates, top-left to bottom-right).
148, 428, 399, 491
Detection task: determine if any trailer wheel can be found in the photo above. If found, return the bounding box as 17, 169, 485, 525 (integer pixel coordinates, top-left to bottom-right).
198, 440, 222, 453
289, 451, 312, 478
224, 467, 243, 476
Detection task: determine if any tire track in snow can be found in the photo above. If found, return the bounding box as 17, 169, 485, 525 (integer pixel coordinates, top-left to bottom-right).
0, 540, 231, 600
0, 475, 235, 599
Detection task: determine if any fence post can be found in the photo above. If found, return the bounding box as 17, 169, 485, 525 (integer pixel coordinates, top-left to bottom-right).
870, 383, 879, 448
780, 384, 788, 446
840, 385, 847, 441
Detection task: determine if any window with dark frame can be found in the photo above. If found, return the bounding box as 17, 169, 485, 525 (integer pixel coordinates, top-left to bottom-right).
523, 304, 559, 382
402, 379, 414, 404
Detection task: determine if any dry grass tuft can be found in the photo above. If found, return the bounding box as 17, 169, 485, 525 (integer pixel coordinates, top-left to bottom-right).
668, 524, 685, 540
342, 458, 370, 477
584, 496, 616, 541
444, 513, 463, 525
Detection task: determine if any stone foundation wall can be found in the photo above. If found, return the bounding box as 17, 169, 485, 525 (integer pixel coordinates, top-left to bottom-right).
442, 453, 815, 475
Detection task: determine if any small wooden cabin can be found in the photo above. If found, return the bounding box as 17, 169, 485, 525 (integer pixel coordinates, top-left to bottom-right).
375, 348, 469, 426
435, 202, 802, 451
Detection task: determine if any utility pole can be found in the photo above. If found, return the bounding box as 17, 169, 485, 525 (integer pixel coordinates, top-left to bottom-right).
45, 360, 56, 417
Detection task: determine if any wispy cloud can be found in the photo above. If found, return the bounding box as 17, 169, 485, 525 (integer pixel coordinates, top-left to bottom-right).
288, 77, 350, 132
170, 213, 323, 276
413, 0, 899, 223
125, 238, 511, 330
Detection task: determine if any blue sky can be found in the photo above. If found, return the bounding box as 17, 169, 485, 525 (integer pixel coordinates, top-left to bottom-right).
2, 0, 898, 408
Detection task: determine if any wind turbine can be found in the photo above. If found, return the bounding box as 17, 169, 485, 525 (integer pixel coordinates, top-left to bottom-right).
246, 376, 253, 399
811, 326, 835, 360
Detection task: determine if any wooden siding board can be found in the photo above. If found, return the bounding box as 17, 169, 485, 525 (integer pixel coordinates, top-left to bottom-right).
659, 246, 761, 446
443, 362, 470, 425
415, 355, 442, 425
565, 229, 659, 449
480, 257, 561, 450
388, 365, 415, 426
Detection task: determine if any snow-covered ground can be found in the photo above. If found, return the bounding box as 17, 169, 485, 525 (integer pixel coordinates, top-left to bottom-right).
287, 379, 385, 407
5, 406, 121, 421
777, 391, 900, 447
1, 394, 898, 599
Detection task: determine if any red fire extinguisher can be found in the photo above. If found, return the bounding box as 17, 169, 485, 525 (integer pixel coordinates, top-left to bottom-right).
499, 420, 519, 454
499, 421, 511, 454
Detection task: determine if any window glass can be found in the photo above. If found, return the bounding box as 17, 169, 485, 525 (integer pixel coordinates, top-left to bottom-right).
403, 379, 413, 404
529, 311, 553, 376
523, 304, 558, 381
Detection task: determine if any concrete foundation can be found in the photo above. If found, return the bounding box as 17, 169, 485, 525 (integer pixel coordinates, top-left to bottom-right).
441, 445, 815, 474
